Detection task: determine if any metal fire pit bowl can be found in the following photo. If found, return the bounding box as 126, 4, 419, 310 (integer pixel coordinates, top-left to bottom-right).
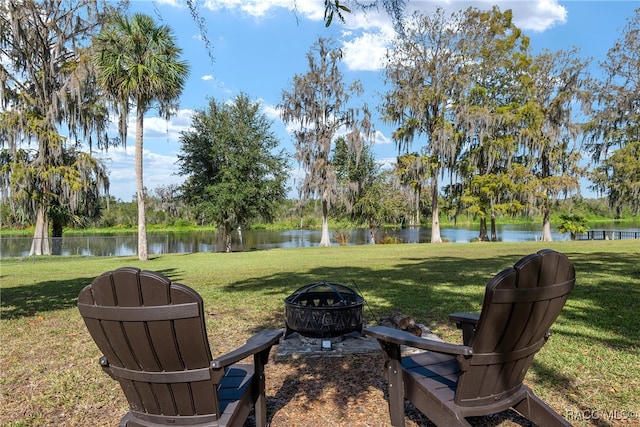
284, 282, 364, 338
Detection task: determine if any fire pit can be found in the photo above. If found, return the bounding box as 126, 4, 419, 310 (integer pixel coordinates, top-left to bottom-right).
284, 282, 364, 339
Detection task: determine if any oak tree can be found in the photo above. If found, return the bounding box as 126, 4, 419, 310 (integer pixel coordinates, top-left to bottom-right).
178, 94, 289, 252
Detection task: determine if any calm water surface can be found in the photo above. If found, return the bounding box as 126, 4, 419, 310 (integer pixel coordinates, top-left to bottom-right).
2, 223, 639, 257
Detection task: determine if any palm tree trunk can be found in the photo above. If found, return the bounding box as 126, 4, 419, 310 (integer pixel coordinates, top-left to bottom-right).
136, 105, 148, 261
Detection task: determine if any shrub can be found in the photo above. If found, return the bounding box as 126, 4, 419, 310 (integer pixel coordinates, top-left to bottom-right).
333, 231, 350, 246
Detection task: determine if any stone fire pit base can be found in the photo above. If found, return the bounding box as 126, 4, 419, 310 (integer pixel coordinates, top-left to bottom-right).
274, 324, 443, 361
275, 331, 378, 361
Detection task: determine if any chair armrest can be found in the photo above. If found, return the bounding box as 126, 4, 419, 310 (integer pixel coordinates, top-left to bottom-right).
449, 312, 480, 345
212, 329, 284, 369
364, 326, 472, 356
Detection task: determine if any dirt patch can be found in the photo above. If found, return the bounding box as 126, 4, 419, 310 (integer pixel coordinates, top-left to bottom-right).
260, 352, 531, 427
0, 349, 535, 426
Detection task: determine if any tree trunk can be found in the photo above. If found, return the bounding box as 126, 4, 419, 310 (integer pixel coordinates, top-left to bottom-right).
412, 189, 420, 227
490, 211, 497, 242
225, 233, 232, 252
30, 207, 50, 256
368, 218, 376, 244
136, 106, 148, 261
541, 203, 553, 242
51, 217, 63, 255
224, 223, 233, 253
615, 205, 622, 219
319, 198, 331, 247
478, 217, 489, 241
430, 178, 442, 243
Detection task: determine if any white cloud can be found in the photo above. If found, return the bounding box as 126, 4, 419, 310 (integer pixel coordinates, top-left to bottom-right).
97, 146, 185, 201
261, 101, 281, 121
166, 0, 567, 35
176, 1, 567, 74
336, 0, 568, 72
156, 0, 182, 7
201, 76, 232, 94
97, 109, 195, 200
341, 31, 390, 71
509, 0, 568, 32
377, 156, 397, 171
119, 109, 194, 143
201, 0, 325, 21
373, 129, 391, 145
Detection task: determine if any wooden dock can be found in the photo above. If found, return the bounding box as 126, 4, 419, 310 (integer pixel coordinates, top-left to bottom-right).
576, 230, 640, 240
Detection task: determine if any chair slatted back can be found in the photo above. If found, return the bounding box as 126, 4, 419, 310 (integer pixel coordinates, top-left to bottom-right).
78, 267, 220, 422
455, 249, 575, 407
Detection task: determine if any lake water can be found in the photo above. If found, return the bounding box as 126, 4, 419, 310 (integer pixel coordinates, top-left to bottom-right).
2, 223, 639, 257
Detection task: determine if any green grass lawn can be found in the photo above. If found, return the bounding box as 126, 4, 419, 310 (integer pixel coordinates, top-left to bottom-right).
1, 240, 639, 426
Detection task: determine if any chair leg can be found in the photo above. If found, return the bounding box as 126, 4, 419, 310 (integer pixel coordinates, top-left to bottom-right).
120, 412, 131, 427
381, 343, 406, 427
403, 375, 472, 427
513, 389, 572, 427
253, 352, 268, 427
255, 391, 267, 427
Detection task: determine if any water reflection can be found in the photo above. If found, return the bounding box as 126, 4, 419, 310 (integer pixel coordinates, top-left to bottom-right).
2, 223, 638, 257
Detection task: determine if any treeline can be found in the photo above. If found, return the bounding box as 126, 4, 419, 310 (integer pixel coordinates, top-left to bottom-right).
3, 187, 632, 233
1, 3, 639, 254
269, 8, 640, 245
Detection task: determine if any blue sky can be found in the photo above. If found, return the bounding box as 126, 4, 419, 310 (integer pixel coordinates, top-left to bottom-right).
99, 0, 640, 201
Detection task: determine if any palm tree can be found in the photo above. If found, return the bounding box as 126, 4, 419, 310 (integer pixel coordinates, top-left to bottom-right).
93, 13, 189, 260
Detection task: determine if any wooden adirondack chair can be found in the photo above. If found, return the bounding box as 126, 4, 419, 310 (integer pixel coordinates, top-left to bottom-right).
78, 267, 283, 427
365, 249, 575, 427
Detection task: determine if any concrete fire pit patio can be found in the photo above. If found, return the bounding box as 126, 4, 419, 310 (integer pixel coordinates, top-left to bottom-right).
275, 323, 443, 360
277, 283, 444, 360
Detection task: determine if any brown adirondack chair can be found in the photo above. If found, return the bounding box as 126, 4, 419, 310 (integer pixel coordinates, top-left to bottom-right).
78, 267, 283, 427
365, 249, 575, 427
